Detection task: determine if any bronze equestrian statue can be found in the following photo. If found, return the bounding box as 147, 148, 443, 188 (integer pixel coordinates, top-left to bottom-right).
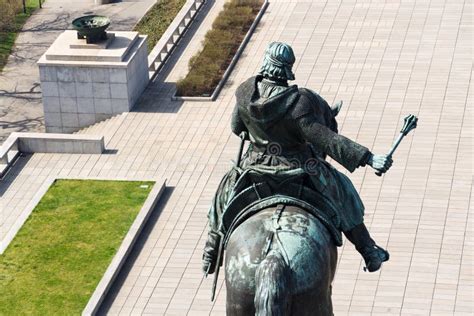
203, 42, 394, 315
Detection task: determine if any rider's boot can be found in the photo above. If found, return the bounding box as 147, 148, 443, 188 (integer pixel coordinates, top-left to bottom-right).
202, 231, 221, 275
344, 223, 389, 272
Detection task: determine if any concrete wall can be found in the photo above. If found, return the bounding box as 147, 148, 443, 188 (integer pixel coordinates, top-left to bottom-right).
17, 133, 105, 154
0, 132, 105, 178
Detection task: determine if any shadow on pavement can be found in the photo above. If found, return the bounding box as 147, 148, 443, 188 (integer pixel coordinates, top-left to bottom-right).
97, 186, 175, 315
0, 154, 32, 197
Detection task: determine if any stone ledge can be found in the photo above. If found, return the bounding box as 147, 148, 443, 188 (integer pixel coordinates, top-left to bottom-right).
14, 132, 105, 154
147, 0, 206, 79
82, 178, 166, 316
0, 133, 105, 179
0, 176, 166, 315
37, 35, 147, 69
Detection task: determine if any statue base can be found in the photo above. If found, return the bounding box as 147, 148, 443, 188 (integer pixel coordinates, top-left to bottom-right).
37, 30, 149, 133
70, 32, 115, 49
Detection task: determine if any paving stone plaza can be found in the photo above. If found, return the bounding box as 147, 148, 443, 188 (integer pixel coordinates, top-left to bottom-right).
0, 0, 472, 315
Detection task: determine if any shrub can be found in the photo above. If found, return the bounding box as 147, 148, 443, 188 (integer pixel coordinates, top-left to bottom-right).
0, 0, 22, 31
176, 0, 263, 97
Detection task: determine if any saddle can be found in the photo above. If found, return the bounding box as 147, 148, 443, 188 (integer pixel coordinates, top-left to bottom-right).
209, 165, 343, 301
220, 166, 343, 247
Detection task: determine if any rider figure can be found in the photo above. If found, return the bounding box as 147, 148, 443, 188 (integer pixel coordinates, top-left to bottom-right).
203, 42, 391, 274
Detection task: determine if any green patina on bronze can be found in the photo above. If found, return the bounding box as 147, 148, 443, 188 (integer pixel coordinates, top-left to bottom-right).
202, 42, 412, 313
72, 15, 110, 43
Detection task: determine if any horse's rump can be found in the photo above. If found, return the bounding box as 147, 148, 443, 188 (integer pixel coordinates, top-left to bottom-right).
225, 204, 337, 316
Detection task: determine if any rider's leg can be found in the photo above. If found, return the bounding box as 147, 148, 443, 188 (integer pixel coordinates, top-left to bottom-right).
202, 169, 239, 275
202, 193, 223, 275
203, 229, 221, 274
343, 223, 389, 272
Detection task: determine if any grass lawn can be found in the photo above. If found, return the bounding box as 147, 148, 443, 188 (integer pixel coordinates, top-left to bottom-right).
0, 0, 42, 72
0, 179, 154, 315
134, 0, 186, 53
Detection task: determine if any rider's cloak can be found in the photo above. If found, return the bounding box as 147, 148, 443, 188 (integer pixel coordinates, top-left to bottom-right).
208, 76, 372, 236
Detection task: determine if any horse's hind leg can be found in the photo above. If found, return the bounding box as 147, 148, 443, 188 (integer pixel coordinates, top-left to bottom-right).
225, 286, 255, 316
291, 286, 333, 316
225, 246, 258, 315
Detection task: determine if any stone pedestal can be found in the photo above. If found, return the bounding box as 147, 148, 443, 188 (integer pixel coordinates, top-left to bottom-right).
38, 31, 148, 133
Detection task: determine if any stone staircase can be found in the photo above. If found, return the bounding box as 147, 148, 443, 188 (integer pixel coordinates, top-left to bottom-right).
74, 113, 128, 145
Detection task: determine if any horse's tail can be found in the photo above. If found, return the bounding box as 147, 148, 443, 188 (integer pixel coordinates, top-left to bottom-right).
254, 248, 292, 316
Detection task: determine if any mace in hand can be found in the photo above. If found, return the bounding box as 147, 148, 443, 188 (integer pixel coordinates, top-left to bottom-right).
376, 114, 418, 176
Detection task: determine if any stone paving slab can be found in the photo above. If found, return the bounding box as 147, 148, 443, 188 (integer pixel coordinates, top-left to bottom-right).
0, 0, 472, 315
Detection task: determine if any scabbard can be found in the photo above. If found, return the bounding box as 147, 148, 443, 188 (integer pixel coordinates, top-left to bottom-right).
211, 231, 225, 301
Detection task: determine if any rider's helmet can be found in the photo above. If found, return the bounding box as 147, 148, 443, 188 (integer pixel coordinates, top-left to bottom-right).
259, 42, 296, 81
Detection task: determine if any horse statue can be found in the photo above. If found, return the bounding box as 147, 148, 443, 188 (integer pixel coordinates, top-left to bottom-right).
225, 204, 337, 315
212, 98, 343, 316
203, 42, 413, 315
